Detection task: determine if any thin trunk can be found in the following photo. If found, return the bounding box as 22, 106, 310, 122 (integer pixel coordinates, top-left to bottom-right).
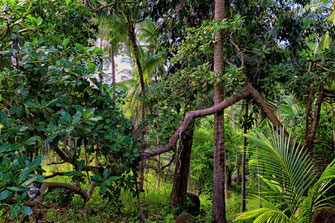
127, 15, 146, 191
187, 162, 192, 192
155, 76, 161, 190
306, 86, 324, 152
111, 45, 116, 100
224, 145, 228, 201
276, 97, 280, 122
156, 154, 161, 190
332, 106, 335, 146
145, 135, 150, 173
170, 124, 194, 206
241, 99, 248, 212
255, 113, 262, 208
134, 170, 146, 223
231, 105, 239, 184
213, 0, 227, 222
304, 87, 315, 145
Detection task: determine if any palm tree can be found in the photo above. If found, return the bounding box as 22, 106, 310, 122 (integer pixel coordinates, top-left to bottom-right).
98, 14, 128, 99
234, 127, 335, 223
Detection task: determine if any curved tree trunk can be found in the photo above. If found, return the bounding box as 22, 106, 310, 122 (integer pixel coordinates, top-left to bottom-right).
213, 0, 227, 222
141, 83, 285, 161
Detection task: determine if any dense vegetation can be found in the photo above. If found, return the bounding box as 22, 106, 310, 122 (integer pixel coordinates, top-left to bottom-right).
0, 0, 334, 222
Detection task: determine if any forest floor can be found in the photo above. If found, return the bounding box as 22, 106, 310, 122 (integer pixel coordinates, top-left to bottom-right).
1, 162, 260, 223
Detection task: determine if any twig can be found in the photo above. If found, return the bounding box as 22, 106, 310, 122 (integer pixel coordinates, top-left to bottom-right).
229, 34, 244, 67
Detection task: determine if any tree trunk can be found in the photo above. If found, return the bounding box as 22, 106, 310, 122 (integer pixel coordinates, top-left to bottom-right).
241, 99, 248, 212
304, 87, 315, 145
332, 106, 335, 147
224, 152, 228, 201
170, 123, 194, 206
231, 105, 239, 184
127, 15, 146, 191
156, 104, 161, 190
213, 0, 227, 222
111, 45, 116, 100
306, 86, 324, 152
255, 113, 262, 208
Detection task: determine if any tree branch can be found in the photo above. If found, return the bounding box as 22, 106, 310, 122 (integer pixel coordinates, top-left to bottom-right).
141, 82, 291, 160
141, 84, 251, 160
24, 181, 95, 207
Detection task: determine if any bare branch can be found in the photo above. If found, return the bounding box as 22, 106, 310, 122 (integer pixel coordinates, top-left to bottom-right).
316, 63, 334, 73
229, 34, 244, 67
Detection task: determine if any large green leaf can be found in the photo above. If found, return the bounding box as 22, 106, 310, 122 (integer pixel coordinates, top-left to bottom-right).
10, 204, 20, 218
26, 136, 41, 145
0, 190, 12, 200
22, 205, 32, 215
18, 168, 30, 184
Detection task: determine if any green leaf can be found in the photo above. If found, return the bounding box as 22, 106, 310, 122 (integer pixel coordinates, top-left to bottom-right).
0, 143, 11, 153
26, 136, 41, 145
3, 157, 11, 169
92, 168, 100, 176
17, 156, 27, 168
10, 204, 20, 218
30, 155, 41, 169
61, 112, 71, 124
36, 17, 42, 26
100, 183, 107, 194
91, 175, 103, 182
22, 176, 38, 186
22, 206, 32, 215
8, 172, 18, 184
7, 187, 20, 191
0, 112, 10, 126
63, 38, 70, 47
103, 168, 111, 179
72, 112, 82, 123
77, 160, 85, 171
0, 190, 11, 200
18, 168, 30, 184
64, 171, 77, 176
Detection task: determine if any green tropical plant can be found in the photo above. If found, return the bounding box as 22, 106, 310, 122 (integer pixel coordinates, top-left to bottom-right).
234, 127, 335, 223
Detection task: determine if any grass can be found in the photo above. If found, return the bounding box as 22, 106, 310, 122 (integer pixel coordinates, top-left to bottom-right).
2, 157, 262, 222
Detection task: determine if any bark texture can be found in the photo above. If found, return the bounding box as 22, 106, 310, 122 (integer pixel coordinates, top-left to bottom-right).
170, 124, 194, 206
213, 0, 227, 222
306, 86, 325, 152
304, 87, 315, 145
231, 105, 240, 184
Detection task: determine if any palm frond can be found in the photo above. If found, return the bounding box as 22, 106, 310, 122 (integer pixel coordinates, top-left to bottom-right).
236, 126, 335, 222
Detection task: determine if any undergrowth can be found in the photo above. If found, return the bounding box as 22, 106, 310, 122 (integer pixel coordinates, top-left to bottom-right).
4, 160, 259, 222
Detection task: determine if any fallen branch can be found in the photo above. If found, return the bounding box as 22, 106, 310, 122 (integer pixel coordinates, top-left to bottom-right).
24, 181, 97, 207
